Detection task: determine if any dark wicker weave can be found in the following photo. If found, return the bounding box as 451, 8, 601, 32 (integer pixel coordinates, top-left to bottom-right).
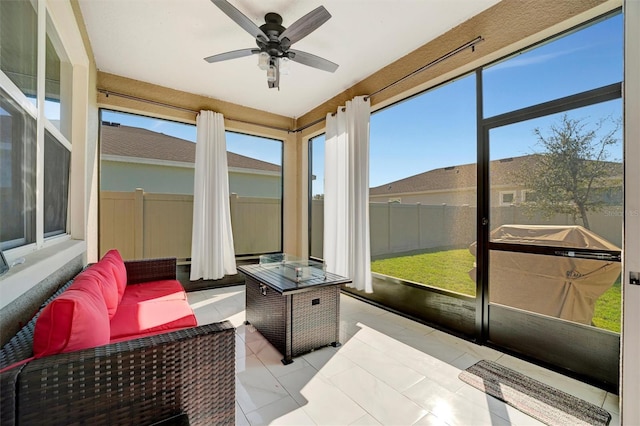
125, 257, 177, 284
240, 264, 347, 364
0, 258, 236, 426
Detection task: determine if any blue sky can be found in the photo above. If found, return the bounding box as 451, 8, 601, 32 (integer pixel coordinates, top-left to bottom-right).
101, 12, 622, 198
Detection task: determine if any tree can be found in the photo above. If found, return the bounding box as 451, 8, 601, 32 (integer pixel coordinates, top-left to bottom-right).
515, 114, 621, 229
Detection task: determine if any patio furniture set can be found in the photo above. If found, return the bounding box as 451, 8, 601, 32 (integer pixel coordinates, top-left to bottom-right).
0, 250, 235, 425
0, 251, 347, 424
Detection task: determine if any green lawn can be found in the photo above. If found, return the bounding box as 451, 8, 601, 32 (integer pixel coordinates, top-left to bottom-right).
371, 248, 621, 333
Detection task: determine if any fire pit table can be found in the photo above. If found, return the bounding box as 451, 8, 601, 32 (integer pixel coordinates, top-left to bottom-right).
238, 254, 351, 364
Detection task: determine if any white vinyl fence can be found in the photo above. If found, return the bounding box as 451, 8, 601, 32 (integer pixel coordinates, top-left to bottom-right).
311, 200, 622, 259
100, 190, 281, 260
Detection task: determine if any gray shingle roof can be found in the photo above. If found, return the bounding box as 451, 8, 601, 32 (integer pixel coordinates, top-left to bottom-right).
370, 155, 622, 196
101, 122, 281, 172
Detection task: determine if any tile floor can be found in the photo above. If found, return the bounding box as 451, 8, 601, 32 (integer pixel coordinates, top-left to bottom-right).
187, 285, 620, 426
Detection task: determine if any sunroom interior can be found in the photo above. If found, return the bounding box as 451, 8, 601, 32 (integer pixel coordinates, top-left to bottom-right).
1, 0, 639, 424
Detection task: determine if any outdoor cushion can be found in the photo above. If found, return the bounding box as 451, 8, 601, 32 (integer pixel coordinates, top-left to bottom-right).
100, 249, 128, 303
109, 298, 197, 339
76, 264, 119, 319
33, 286, 110, 358
118, 280, 188, 305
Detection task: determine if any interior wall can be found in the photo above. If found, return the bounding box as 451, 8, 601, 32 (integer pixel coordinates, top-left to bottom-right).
70, 0, 99, 263
97, 72, 294, 131
622, 0, 640, 421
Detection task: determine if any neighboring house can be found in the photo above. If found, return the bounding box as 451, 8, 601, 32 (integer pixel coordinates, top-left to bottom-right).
100, 122, 282, 197
369, 154, 623, 207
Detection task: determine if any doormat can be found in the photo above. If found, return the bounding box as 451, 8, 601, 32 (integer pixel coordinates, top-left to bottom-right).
459, 360, 611, 426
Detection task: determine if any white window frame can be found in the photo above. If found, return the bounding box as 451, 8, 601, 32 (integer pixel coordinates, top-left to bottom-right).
0, 0, 90, 310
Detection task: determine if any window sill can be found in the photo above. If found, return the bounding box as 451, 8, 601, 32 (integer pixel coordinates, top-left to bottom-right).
0, 240, 86, 310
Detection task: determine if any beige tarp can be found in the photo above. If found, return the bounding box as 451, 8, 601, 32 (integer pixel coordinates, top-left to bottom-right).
469, 225, 621, 325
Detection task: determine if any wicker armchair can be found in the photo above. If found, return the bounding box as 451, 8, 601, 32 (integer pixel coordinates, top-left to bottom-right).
0, 258, 236, 426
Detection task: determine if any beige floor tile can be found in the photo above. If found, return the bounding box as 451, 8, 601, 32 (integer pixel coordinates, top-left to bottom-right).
189, 286, 616, 426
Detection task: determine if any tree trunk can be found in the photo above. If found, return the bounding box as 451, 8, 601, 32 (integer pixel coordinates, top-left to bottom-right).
578, 204, 591, 229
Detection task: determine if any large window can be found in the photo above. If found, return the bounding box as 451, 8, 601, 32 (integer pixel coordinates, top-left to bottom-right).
0, 0, 73, 253
99, 110, 283, 259
369, 74, 477, 296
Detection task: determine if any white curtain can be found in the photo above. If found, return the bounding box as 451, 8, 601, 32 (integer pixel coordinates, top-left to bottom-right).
190, 110, 237, 280
324, 96, 372, 293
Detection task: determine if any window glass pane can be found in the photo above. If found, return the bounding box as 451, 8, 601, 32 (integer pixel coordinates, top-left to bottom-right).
369, 74, 477, 296
488, 99, 623, 245
488, 249, 621, 332
483, 13, 622, 117
44, 130, 70, 237
0, 0, 37, 104
488, 99, 622, 332
0, 87, 37, 250
309, 134, 325, 259
45, 12, 72, 139
226, 132, 283, 255
99, 110, 283, 259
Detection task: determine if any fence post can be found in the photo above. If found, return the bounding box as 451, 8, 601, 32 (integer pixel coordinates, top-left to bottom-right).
417, 203, 422, 249
387, 202, 392, 253
229, 193, 238, 227
134, 188, 144, 259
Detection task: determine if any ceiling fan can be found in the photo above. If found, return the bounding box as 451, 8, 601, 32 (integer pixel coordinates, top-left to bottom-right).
204, 0, 339, 89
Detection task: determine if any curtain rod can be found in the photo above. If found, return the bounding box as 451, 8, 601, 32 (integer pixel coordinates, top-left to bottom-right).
294, 35, 484, 133
97, 36, 482, 135
364, 35, 483, 101
97, 88, 294, 133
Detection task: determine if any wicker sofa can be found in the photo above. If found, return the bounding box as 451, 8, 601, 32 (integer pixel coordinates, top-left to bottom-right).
0, 251, 236, 425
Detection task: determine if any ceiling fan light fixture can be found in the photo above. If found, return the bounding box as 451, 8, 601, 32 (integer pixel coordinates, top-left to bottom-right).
279, 57, 290, 75
266, 63, 277, 82
257, 51, 270, 70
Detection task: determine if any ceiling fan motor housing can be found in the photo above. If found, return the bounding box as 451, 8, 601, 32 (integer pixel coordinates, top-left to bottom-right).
257, 13, 290, 57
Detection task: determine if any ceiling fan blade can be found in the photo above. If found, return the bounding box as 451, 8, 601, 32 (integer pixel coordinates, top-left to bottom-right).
288, 49, 338, 73
204, 48, 259, 63
278, 6, 331, 45
211, 0, 268, 41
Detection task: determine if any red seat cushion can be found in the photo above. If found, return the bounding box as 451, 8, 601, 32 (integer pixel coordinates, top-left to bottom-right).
33, 286, 110, 358
118, 280, 187, 305
109, 281, 197, 339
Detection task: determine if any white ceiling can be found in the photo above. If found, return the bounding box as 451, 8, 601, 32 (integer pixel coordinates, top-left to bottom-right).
78, 0, 501, 118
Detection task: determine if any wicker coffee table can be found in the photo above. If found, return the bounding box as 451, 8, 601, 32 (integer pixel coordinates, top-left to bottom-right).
238, 256, 351, 364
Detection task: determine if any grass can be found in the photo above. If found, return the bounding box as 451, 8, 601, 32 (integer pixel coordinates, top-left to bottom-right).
371, 248, 621, 333
372, 249, 477, 296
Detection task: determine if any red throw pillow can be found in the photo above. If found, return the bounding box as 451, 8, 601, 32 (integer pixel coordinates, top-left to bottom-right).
101, 249, 128, 303
33, 287, 110, 358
